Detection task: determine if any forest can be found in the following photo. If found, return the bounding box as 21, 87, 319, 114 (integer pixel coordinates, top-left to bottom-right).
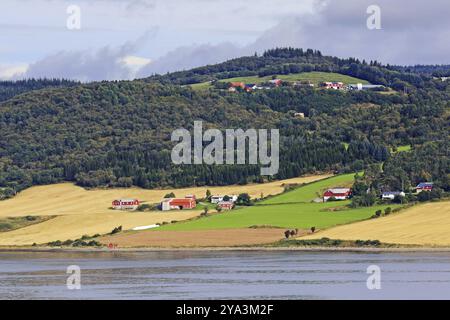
0, 48, 448, 199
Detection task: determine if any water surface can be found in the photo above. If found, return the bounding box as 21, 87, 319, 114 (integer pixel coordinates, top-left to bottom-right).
0, 251, 449, 299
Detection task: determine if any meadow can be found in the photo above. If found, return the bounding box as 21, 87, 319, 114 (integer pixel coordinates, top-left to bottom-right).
189, 71, 370, 90
159, 172, 398, 232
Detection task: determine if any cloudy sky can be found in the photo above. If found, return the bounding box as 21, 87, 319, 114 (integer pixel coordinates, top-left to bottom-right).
1, 0, 449, 81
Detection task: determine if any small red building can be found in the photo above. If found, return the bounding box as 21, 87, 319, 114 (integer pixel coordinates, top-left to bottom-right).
217, 201, 234, 210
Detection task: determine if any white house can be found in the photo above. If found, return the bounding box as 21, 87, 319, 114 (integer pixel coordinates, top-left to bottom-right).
211, 195, 238, 204
112, 199, 140, 211
381, 191, 405, 200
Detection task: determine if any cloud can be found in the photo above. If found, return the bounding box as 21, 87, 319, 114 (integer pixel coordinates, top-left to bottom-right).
0, 64, 28, 80
136, 0, 450, 78
248, 0, 450, 65
16, 31, 154, 82
137, 43, 247, 77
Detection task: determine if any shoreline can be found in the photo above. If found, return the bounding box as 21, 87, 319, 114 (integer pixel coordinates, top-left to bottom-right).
2, 245, 450, 253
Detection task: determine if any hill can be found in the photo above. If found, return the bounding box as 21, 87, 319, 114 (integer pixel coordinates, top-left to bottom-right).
0, 48, 449, 197
189, 71, 370, 90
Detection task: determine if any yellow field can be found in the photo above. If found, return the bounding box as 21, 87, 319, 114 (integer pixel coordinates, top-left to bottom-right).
0, 211, 202, 246
301, 201, 450, 246
0, 174, 330, 245
0, 174, 331, 218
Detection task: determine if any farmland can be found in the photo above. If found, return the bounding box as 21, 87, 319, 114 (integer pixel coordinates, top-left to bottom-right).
301, 201, 450, 246
0, 174, 330, 245
156, 172, 396, 231
189, 71, 370, 90
159, 201, 399, 231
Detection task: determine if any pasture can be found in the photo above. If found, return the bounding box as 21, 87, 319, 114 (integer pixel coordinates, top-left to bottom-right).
189, 72, 370, 90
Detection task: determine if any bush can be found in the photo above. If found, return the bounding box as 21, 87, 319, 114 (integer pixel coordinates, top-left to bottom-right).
384, 207, 392, 215
137, 203, 156, 211
164, 192, 176, 198
110, 226, 122, 234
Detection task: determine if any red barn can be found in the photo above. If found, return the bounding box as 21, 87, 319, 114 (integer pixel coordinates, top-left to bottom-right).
161, 197, 196, 211
323, 188, 352, 201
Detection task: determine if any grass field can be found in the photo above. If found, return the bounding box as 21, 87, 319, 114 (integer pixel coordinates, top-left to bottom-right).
301, 201, 450, 246
189, 72, 370, 90
392, 145, 412, 153
159, 201, 399, 231
262, 173, 356, 204
156, 172, 396, 232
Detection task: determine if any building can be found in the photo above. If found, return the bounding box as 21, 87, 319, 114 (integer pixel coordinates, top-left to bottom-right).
217, 201, 234, 210
321, 82, 345, 90
323, 188, 352, 201
244, 83, 256, 92
416, 182, 433, 192
269, 79, 282, 87
381, 191, 405, 200
294, 112, 305, 118
348, 83, 385, 91
211, 195, 238, 204
161, 197, 196, 211
112, 199, 140, 211
229, 82, 245, 89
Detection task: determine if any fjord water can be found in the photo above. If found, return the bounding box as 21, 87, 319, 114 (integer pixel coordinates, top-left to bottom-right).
0, 251, 449, 300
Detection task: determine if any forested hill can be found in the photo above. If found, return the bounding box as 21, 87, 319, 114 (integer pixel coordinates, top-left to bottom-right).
145, 48, 449, 89
0, 48, 449, 198
0, 79, 79, 103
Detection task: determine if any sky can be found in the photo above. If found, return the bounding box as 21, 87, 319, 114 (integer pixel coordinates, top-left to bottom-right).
1, 0, 449, 81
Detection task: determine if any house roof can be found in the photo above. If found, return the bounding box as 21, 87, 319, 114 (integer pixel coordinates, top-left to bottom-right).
326, 188, 351, 194
382, 191, 403, 195
416, 182, 433, 188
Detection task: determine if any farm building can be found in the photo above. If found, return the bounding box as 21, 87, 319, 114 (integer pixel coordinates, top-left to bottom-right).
416, 182, 433, 192
381, 191, 405, 200
161, 197, 196, 211
348, 83, 385, 91
229, 82, 245, 89
112, 199, 140, 211
244, 84, 256, 92
321, 82, 344, 90
323, 188, 352, 201
294, 112, 305, 118
211, 195, 238, 204
217, 201, 234, 210
269, 79, 282, 87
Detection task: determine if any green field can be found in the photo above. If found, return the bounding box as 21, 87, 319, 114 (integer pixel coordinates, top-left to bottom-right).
262, 173, 356, 204
159, 173, 398, 231
189, 72, 370, 90
392, 145, 412, 153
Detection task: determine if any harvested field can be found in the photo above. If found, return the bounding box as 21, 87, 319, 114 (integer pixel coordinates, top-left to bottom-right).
301, 201, 450, 246
0, 174, 331, 218
0, 210, 202, 246
100, 228, 289, 247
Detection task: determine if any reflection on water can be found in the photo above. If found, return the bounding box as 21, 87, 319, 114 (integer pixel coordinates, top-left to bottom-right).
1, 250, 450, 299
